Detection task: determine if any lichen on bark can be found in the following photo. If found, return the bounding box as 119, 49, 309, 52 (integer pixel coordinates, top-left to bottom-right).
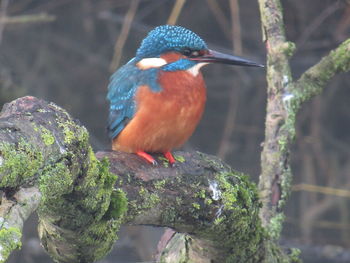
0, 97, 127, 263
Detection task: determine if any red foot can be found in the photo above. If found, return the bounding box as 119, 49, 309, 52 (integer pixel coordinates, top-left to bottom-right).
136, 151, 157, 165
163, 151, 175, 166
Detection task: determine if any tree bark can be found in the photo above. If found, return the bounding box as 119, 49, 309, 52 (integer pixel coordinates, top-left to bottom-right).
257, 0, 350, 245
0, 97, 122, 263
0, 96, 297, 263
96, 151, 266, 262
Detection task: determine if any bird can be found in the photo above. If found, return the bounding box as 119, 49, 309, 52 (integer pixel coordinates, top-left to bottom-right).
107, 25, 263, 165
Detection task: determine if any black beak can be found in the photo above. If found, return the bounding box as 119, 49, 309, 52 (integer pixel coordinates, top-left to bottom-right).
190, 49, 264, 68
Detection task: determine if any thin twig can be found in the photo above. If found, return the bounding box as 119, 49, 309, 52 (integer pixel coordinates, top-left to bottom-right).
206, 0, 231, 39
0, 0, 10, 44
294, 38, 350, 107
109, 0, 140, 72
293, 183, 350, 198
334, 3, 350, 41
167, 0, 186, 25
297, 1, 342, 48
217, 85, 239, 159
286, 217, 350, 231
217, 0, 243, 159
229, 0, 242, 54
0, 13, 55, 24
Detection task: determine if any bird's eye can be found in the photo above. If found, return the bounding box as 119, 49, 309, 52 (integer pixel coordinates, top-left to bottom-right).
182, 49, 201, 58
182, 48, 192, 56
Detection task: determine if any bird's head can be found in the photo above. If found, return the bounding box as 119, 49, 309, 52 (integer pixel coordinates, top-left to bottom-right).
135, 25, 263, 74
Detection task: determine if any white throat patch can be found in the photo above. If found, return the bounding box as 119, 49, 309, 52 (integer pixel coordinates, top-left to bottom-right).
187, 63, 208, 76
137, 58, 167, 70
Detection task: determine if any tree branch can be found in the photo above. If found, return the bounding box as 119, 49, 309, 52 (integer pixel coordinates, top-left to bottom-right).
0, 186, 41, 261
0, 13, 55, 25
257, 0, 296, 236
257, 0, 350, 248
0, 97, 123, 263
294, 39, 350, 106
97, 150, 266, 262
0, 96, 297, 262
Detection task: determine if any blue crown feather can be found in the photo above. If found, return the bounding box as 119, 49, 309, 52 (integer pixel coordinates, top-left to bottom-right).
136, 25, 207, 59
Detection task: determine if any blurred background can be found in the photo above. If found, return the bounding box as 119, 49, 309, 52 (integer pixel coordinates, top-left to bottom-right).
1, 0, 349, 262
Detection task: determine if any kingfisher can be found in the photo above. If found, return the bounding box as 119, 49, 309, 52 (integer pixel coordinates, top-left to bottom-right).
107, 25, 263, 165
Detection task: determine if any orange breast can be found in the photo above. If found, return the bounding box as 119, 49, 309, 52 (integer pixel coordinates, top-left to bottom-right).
112, 70, 206, 153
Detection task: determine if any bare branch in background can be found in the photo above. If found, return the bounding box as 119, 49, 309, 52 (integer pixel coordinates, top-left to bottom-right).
229, 0, 242, 55
167, 0, 186, 25
297, 1, 342, 48
0, 13, 55, 25
217, 0, 244, 160
0, 0, 10, 44
216, 85, 239, 159
206, 0, 231, 40
109, 0, 140, 72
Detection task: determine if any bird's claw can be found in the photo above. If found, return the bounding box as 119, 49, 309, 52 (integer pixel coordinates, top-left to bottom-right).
163, 151, 176, 167
136, 151, 158, 166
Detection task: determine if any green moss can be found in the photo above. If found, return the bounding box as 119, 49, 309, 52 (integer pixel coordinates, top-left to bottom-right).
283, 41, 296, 58
288, 248, 301, 262
147, 193, 161, 207
40, 127, 55, 146
79, 219, 121, 262
162, 206, 177, 223
37, 108, 49, 113
204, 198, 213, 205
279, 166, 293, 209
192, 202, 200, 210
200, 171, 265, 262
75, 154, 118, 220
38, 142, 125, 263
0, 226, 22, 262
56, 116, 88, 146
63, 128, 75, 144
174, 155, 185, 163
105, 189, 128, 219
216, 172, 238, 210
214, 216, 224, 225
138, 186, 160, 210
158, 156, 169, 167
198, 151, 225, 169
175, 197, 182, 206
194, 189, 206, 199
39, 161, 73, 204
0, 140, 43, 188
268, 213, 284, 240
154, 179, 166, 190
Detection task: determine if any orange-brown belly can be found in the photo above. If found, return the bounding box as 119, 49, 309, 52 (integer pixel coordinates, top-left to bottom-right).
112, 70, 206, 153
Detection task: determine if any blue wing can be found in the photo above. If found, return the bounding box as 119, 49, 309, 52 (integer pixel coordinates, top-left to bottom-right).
106, 59, 161, 139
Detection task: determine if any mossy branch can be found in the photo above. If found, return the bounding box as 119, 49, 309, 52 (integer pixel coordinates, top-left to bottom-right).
257, 0, 296, 236
294, 38, 350, 107
258, 0, 350, 250
0, 96, 300, 262
0, 97, 123, 263
97, 151, 268, 262
0, 187, 41, 261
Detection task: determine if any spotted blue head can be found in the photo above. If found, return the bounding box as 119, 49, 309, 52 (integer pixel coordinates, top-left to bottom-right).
136, 25, 207, 59
135, 25, 264, 72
